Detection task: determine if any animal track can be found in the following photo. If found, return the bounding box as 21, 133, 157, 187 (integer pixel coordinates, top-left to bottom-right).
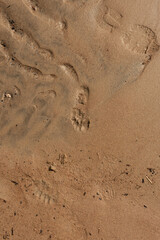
0, 7, 53, 60
71, 86, 90, 132
122, 25, 159, 57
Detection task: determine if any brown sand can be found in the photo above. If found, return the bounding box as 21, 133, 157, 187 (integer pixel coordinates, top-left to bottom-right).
0, 0, 160, 239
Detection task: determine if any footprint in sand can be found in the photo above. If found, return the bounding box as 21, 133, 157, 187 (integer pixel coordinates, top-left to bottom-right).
94, 0, 123, 33
71, 86, 90, 132
32, 180, 56, 205
121, 24, 159, 61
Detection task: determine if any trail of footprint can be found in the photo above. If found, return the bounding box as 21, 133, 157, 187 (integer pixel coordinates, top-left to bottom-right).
0, 41, 55, 81
22, 0, 67, 32
0, 7, 53, 60
0, 5, 80, 85
92, 2, 159, 104
94, 0, 159, 64
71, 86, 90, 132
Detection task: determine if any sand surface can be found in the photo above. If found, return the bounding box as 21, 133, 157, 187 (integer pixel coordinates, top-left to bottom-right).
0, 0, 160, 239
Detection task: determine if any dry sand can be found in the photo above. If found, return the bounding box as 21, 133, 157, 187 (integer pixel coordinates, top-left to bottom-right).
0, 0, 160, 239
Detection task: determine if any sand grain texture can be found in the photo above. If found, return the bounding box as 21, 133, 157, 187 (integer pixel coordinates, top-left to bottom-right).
0, 0, 160, 239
